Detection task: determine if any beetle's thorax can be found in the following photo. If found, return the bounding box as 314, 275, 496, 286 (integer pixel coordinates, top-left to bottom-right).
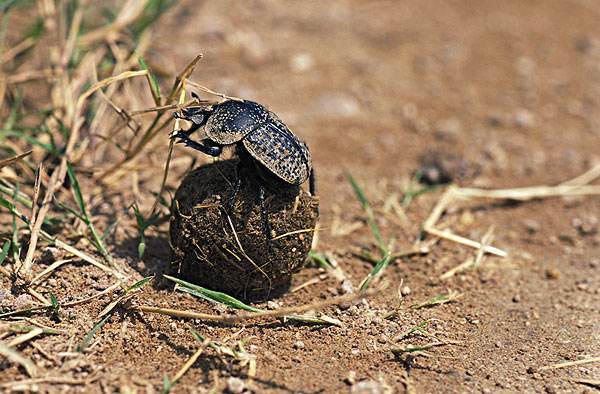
204, 100, 269, 145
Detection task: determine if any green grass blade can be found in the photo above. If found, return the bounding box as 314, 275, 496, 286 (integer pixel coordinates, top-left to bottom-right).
66, 162, 113, 263
359, 251, 392, 292
164, 275, 262, 312
77, 314, 111, 352
132, 203, 149, 258
347, 173, 387, 255
138, 57, 161, 105
10, 185, 21, 263
0, 0, 25, 13
161, 374, 172, 394
66, 162, 87, 216
126, 276, 153, 293
49, 293, 59, 310
0, 241, 10, 265
54, 199, 87, 222
0, 195, 29, 223
189, 328, 205, 343
132, 0, 174, 40
100, 219, 119, 241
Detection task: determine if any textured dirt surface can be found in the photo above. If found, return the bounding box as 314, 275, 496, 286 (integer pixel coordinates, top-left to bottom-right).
1, 0, 600, 393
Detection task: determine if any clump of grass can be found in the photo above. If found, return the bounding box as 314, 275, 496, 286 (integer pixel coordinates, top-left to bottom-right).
131, 203, 159, 259
65, 162, 113, 264
347, 173, 393, 291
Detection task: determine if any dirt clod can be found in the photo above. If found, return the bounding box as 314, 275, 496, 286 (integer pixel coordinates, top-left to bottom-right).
169, 160, 319, 300
417, 151, 479, 185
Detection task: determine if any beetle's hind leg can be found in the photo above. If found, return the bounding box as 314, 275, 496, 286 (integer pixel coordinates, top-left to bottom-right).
257, 184, 273, 246
225, 161, 243, 213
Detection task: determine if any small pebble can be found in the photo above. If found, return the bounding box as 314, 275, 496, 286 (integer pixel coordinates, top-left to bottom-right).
341, 280, 355, 294
41, 247, 61, 261
226, 377, 245, 394
523, 219, 540, 234
545, 268, 560, 280
512, 294, 521, 303
400, 286, 411, 296
514, 109, 535, 128
290, 53, 314, 73
572, 216, 598, 235
14, 294, 34, 309
576, 281, 589, 291
545, 385, 557, 394
293, 341, 305, 350
345, 371, 357, 385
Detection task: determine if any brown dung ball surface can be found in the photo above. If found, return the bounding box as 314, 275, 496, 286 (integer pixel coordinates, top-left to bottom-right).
169, 159, 319, 300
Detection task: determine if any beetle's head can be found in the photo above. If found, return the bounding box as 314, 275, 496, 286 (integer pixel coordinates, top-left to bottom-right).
174, 105, 215, 127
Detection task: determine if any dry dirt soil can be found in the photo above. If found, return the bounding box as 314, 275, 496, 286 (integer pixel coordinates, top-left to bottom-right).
2, 0, 600, 393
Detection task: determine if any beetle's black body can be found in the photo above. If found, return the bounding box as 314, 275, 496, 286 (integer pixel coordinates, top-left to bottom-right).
172, 99, 316, 238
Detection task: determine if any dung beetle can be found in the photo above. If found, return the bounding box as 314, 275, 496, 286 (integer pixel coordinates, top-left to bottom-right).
171, 98, 316, 237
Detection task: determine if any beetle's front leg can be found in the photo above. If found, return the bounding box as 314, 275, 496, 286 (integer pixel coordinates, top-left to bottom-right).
171, 121, 202, 138
171, 133, 223, 157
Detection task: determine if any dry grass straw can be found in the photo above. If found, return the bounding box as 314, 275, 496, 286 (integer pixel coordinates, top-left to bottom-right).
423, 163, 600, 257
0, 375, 100, 390
7, 327, 44, 347
570, 378, 600, 389
0, 341, 38, 377
97, 54, 203, 182
0, 150, 32, 170
1, 0, 183, 288
537, 356, 600, 371
132, 285, 377, 325
440, 226, 494, 280
167, 338, 210, 389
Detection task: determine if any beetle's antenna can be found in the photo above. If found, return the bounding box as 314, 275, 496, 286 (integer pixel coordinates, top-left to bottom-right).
186, 79, 244, 102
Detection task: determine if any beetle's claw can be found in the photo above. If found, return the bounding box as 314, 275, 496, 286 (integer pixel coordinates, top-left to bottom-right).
170, 131, 190, 145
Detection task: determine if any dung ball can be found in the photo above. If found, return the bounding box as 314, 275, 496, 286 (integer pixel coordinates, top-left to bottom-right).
169, 159, 319, 300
